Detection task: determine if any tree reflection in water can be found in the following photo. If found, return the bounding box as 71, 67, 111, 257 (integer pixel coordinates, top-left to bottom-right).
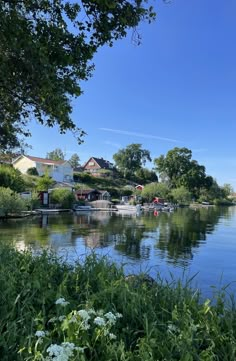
0, 206, 234, 268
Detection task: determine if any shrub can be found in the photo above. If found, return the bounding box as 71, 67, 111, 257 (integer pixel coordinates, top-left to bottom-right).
26, 167, 39, 176
171, 186, 192, 205
23, 191, 41, 210
50, 188, 75, 208
36, 174, 54, 191
0, 164, 25, 192
0, 187, 26, 217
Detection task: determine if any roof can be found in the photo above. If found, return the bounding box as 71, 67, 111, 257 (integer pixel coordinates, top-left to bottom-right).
13, 155, 67, 165
84, 157, 114, 169
0, 153, 21, 164
75, 189, 100, 195
135, 185, 144, 189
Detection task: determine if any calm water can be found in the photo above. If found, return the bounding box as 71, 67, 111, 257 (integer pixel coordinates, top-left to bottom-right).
1, 206, 236, 297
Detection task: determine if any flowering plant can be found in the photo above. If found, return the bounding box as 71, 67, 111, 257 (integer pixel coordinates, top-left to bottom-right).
25, 298, 122, 360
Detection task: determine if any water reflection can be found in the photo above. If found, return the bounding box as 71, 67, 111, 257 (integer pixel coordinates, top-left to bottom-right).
0, 206, 234, 267
155, 207, 230, 267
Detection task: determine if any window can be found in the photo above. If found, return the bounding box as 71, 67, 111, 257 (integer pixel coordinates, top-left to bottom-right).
88, 161, 95, 166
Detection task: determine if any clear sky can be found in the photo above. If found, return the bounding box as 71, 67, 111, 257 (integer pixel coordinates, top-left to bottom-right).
28, 0, 236, 189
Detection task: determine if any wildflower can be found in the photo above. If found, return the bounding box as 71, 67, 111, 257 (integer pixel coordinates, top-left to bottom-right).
104, 312, 116, 325
47, 342, 76, 361
81, 322, 90, 330
94, 316, 106, 326
109, 333, 117, 340
167, 323, 178, 333
55, 298, 70, 307
115, 312, 123, 319
77, 309, 90, 321
87, 308, 96, 315
58, 315, 66, 322
35, 330, 46, 338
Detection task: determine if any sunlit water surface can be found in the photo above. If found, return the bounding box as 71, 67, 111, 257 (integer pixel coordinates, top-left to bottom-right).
1, 206, 236, 297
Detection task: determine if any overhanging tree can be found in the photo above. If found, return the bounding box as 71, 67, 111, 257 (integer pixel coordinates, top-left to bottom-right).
0, 0, 155, 150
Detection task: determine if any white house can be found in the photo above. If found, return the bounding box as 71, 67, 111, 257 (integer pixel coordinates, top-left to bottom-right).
12, 155, 73, 183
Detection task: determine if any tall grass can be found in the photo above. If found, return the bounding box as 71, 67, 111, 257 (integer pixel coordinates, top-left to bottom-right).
1, 244, 236, 360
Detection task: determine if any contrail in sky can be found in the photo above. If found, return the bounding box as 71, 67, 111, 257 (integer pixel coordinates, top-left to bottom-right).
99, 128, 181, 143
104, 141, 122, 148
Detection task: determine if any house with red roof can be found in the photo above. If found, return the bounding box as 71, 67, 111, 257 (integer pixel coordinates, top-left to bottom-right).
83, 157, 114, 177
12, 155, 73, 182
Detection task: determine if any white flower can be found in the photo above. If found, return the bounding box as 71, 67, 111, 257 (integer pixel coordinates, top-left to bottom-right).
87, 308, 96, 315
104, 312, 116, 324
109, 333, 117, 340
58, 315, 66, 322
35, 330, 46, 337
47, 344, 63, 357
55, 298, 70, 307
94, 316, 106, 326
167, 323, 178, 333
77, 309, 90, 321
81, 322, 90, 330
115, 312, 123, 319
47, 342, 76, 361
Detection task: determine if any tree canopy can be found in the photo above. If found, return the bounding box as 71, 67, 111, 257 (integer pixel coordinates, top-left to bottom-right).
68, 153, 80, 169
46, 148, 65, 161
0, 0, 155, 151
113, 143, 152, 177
154, 147, 213, 197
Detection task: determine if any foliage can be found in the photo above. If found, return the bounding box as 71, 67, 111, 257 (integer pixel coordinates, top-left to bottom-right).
222, 183, 234, 198
26, 167, 39, 176
68, 153, 80, 169
28, 304, 122, 360
46, 148, 65, 161
36, 174, 54, 191
23, 191, 41, 210
113, 144, 152, 177
50, 188, 75, 209
141, 182, 169, 202
154, 147, 213, 197
0, 187, 26, 216
135, 167, 158, 184
0, 164, 25, 192
1, 245, 236, 360
0, 1, 155, 150
170, 186, 192, 205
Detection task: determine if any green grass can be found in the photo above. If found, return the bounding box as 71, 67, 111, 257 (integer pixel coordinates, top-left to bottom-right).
1, 244, 236, 360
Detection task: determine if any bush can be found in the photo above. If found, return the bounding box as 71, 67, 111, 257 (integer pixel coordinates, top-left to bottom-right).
23, 191, 41, 210
0, 187, 26, 217
171, 186, 192, 205
50, 188, 75, 208
0, 165, 25, 192
78, 172, 93, 183
26, 167, 39, 176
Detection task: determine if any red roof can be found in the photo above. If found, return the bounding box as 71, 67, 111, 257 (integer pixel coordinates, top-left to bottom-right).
26, 155, 66, 165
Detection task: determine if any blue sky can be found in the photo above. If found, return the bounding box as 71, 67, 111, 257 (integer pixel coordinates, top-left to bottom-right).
28, 0, 236, 189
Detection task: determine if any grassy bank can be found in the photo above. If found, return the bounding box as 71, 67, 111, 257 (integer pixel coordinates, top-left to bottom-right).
1, 245, 236, 360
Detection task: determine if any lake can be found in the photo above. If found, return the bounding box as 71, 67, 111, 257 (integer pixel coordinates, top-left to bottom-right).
1, 206, 236, 297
